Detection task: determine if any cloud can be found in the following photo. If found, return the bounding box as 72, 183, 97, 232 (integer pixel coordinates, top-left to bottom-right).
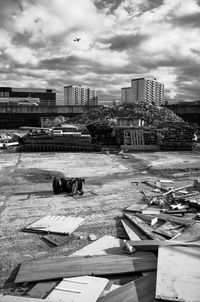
103, 33, 147, 51
0, 0, 200, 102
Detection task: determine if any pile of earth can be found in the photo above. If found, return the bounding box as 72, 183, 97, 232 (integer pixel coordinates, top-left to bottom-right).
70, 103, 184, 126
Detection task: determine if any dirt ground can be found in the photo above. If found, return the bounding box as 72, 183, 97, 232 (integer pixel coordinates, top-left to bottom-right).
1, 150, 200, 295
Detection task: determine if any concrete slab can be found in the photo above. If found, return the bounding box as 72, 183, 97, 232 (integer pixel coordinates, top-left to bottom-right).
129, 151, 200, 170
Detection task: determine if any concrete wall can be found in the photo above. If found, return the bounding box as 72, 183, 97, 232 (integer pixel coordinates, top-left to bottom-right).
0, 105, 101, 129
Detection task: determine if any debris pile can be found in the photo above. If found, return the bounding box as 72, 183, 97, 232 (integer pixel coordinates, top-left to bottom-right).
71, 103, 183, 126
0, 132, 19, 150
16, 125, 100, 152
2, 178, 200, 302
157, 122, 196, 150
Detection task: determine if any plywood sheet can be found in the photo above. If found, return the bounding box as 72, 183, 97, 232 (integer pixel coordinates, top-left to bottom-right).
22, 215, 84, 235
15, 252, 157, 283
97, 272, 157, 302
69, 235, 124, 256
156, 246, 200, 302
46, 276, 109, 302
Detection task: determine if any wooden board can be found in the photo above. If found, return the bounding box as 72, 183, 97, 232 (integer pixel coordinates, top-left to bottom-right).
153, 222, 185, 239
46, 276, 109, 302
0, 295, 44, 302
172, 222, 200, 242
97, 272, 157, 302
124, 204, 147, 213
142, 207, 161, 215
121, 219, 143, 240
157, 213, 192, 226
127, 240, 200, 252
15, 253, 157, 284
22, 215, 84, 235
69, 235, 124, 257
23, 281, 57, 298
124, 213, 165, 240
41, 234, 71, 247
156, 246, 200, 301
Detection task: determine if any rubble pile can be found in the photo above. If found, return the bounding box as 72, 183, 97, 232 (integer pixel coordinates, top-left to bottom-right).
71, 103, 184, 126
2, 178, 200, 302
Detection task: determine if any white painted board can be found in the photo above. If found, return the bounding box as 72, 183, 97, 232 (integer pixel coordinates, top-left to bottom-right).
23, 215, 84, 234
156, 246, 200, 302
45, 276, 109, 302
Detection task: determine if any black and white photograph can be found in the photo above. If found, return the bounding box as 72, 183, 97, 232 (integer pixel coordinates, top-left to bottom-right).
0, 0, 200, 301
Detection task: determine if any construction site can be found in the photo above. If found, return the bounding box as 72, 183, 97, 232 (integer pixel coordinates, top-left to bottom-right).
0, 103, 200, 302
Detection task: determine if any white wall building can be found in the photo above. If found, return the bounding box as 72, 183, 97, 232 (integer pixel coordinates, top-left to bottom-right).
121, 78, 164, 106
64, 85, 98, 106
121, 87, 132, 103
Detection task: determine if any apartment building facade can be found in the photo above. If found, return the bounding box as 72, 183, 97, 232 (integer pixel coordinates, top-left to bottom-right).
64, 85, 98, 106
121, 78, 164, 106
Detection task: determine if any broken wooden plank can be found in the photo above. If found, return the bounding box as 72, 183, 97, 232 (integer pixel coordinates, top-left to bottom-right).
97, 272, 157, 302
153, 221, 184, 239
135, 213, 158, 226
163, 184, 192, 196
46, 276, 109, 302
121, 218, 144, 240
141, 181, 168, 192
156, 246, 200, 302
124, 203, 147, 213
69, 235, 125, 257
174, 192, 200, 200
127, 240, 200, 252
123, 212, 165, 240
22, 215, 84, 235
15, 253, 157, 283
165, 208, 196, 214
142, 207, 161, 215
157, 213, 192, 226
41, 234, 72, 247
23, 281, 57, 299
172, 222, 200, 242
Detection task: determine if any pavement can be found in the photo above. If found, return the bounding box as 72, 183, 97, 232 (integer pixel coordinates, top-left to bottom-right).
0, 150, 200, 294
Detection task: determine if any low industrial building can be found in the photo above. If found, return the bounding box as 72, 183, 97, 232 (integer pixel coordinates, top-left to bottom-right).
0, 87, 56, 106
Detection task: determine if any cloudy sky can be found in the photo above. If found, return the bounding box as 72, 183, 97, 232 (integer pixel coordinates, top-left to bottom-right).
0, 0, 200, 103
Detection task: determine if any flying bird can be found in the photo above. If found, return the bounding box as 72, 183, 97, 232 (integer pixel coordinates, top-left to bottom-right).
73, 38, 81, 42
